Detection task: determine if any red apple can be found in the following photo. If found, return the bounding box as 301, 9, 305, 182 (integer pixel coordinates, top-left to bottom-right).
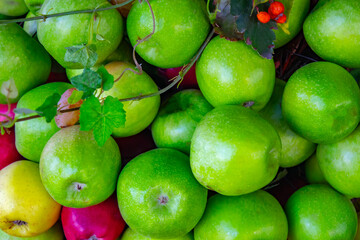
0, 128, 21, 170
61, 194, 126, 240
157, 64, 198, 89
0, 103, 16, 122
115, 129, 156, 166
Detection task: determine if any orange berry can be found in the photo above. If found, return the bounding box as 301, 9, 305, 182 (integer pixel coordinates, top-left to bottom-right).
269, 1, 285, 16
257, 11, 271, 24
276, 14, 287, 24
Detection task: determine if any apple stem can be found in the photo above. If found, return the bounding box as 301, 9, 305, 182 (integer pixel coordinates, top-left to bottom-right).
88, 235, 98, 240
158, 195, 169, 205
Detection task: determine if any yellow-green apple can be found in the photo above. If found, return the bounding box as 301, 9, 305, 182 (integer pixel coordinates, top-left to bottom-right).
303, 0, 360, 68
117, 148, 207, 239
317, 125, 360, 197
0, 0, 28, 16
196, 36, 275, 111
194, 191, 288, 239
15, 82, 73, 162
37, 0, 124, 69
126, 0, 210, 68
151, 89, 213, 154
100, 62, 160, 137
190, 105, 281, 196
40, 125, 121, 208
0, 161, 61, 237
259, 79, 316, 167
282, 62, 360, 144
285, 184, 358, 240
0, 23, 51, 103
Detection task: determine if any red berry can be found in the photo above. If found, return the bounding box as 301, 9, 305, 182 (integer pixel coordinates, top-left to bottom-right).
269, 1, 285, 16
276, 14, 287, 24
257, 12, 271, 24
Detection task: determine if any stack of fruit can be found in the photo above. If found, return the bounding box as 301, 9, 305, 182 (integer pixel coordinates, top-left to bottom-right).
1, 0, 360, 239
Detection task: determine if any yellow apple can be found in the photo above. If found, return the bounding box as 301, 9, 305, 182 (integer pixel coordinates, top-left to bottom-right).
0, 161, 61, 237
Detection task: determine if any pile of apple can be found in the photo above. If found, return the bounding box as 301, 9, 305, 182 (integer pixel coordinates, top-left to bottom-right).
1, 0, 360, 239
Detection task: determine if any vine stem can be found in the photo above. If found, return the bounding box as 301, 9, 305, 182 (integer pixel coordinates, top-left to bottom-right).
0, 0, 134, 25
0, 29, 215, 126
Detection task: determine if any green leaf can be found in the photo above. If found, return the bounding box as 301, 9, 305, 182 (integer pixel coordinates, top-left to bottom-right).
0, 127, 4, 135
36, 93, 61, 123
1, 79, 18, 99
97, 66, 114, 91
64, 44, 98, 68
13, 108, 38, 116
230, 0, 253, 32
80, 96, 126, 146
96, 34, 105, 41
70, 68, 102, 99
244, 13, 277, 59
68, 90, 84, 105
213, 0, 244, 40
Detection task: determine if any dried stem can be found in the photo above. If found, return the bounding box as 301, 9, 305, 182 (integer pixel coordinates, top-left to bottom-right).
0, 0, 134, 25
0, 29, 215, 126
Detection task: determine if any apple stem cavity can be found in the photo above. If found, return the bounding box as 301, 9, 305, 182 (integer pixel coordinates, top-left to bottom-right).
73, 182, 87, 192
13, 220, 27, 226
158, 195, 169, 205
243, 101, 255, 108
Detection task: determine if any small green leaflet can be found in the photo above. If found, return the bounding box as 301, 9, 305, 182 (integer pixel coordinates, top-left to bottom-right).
97, 66, 114, 91
64, 44, 98, 68
1, 79, 18, 99
36, 93, 61, 123
68, 90, 84, 105
0, 126, 4, 135
79, 96, 126, 146
70, 68, 102, 99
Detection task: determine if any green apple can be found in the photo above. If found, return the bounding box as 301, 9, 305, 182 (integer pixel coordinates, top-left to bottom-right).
151, 89, 213, 154
196, 36, 275, 111
0, 222, 64, 240
0, 23, 51, 103
356, 213, 360, 240
117, 148, 207, 239
194, 191, 288, 240
24, 0, 43, 14
0, 0, 28, 16
40, 125, 121, 208
65, 40, 133, 80
282, 62, 360, 144
317, 125, 360, 197
37, 0, 124, 69
126, 0, 210, 68
303, 0, 360, 68
285, 184, 357, 240
190, 105, 281, 196
15, 82, 73, 162
304, 154, 327, 184
259, 79, 316, 168
100, 62, 160, 137
0, 161, 61, 237
120, 228, 193, 240
274, 0, 310, 48
23, 11, 37, 37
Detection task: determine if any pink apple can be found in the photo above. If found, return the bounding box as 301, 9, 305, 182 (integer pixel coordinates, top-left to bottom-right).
115, 129, 156, 166
157, 64, 198, 89
0, 103, 16, 122
61, 194, 126, 240
0, 128, 21, 170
